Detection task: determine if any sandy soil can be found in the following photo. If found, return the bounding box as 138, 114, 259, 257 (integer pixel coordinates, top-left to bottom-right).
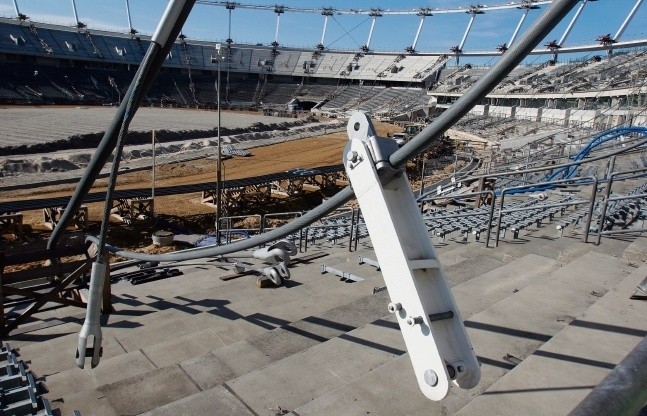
1, 120, 404, 251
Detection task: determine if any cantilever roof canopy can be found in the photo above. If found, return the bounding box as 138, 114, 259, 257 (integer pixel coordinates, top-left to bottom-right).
194, 1, 554, 15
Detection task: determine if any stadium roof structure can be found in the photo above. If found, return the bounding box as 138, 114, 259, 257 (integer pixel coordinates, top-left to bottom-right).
4, 0, 647, 56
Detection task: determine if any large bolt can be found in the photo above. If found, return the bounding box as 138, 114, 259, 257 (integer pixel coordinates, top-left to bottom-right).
406, 315, 424, 326
424, 369, 438, 387
387, 302, 402, 313
346, 150, 359, 163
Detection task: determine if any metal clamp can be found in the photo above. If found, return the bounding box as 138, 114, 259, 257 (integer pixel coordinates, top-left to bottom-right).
76, 261, 105, 369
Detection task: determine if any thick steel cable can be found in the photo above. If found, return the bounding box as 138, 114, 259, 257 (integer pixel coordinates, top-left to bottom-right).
95, 47, 156, 261
89, 0, 581, 262
48, 0, 197, 250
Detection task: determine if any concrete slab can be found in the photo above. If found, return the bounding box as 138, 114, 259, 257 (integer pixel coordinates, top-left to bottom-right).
97, 365, 201, 415
228, 322, 403, 414
452, 253, 559, 318
140, 385, 255, 416
444, 254, 506, 287
457, 265, 647, 416
43, 350, 157, 399
288, 252, 633, 416
623, 236, 647, 263
180, 342, 274, 391
27, 336, 125, 377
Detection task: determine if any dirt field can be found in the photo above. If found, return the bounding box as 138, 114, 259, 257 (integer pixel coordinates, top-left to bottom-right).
1, 119, 404, 252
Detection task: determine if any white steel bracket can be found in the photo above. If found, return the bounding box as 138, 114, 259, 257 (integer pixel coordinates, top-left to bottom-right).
343, 112, 480, 401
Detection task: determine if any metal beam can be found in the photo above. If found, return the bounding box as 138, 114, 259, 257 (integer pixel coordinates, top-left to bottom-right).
614, 0, 644, 41
411, 15, 427, 52
12, 0, 20, 18
458, 13, 477, 52
125, 0, 134, 33
509, 8, 530, 47
70, 0, 81, 27
194, 0, 553, 16
391, 0, 581, 169
558, 0, 589, 47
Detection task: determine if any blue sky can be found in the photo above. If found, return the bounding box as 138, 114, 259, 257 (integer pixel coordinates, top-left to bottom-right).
1, 0, 645, 54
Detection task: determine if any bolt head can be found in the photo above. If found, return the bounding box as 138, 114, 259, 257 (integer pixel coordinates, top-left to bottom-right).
406, 316, 422, 326
424, 369, 438, 387
346, 150, 358, 163
387, 302, 401, 313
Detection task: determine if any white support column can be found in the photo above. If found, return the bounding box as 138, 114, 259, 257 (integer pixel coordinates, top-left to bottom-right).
411, 10, 431, 53
319, 8, 334, 48
458, 15, 475, 52
364, 8, 382, 51
273, 6, 284, 45
226, 2, 235, 43
614, 0, 644, 41
508, 8, 530, 47
452, 6, 482, 55
366, 17, 377, 49
12, 0, 21, 18
125, 0, 134, 34
558, 0, 588, 47
70, 0, 81, 28
344, 112, 480, 401
320, 15, 329, 46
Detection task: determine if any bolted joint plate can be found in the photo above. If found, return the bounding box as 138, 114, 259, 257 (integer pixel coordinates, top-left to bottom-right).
344, 113, 480, 401
346, 112, 400, 174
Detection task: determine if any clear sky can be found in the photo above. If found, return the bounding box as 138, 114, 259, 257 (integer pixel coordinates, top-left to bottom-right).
1, 0, 645, 56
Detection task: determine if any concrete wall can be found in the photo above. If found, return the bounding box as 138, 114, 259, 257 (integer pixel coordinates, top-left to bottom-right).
569, 109, 598, 128
516, 107, 541, 122
489, 105, 514, 118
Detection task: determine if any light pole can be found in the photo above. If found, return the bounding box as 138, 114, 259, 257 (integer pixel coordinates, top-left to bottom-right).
213, 44, 223, 244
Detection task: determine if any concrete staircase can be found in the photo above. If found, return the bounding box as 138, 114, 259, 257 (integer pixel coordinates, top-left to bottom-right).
8, 228, 647, 415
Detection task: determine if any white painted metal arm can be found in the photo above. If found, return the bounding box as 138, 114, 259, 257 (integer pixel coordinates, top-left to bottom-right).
343, 112, 480, 401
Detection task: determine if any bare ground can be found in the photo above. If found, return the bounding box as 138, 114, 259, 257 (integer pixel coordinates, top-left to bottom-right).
1, 121, 404, 266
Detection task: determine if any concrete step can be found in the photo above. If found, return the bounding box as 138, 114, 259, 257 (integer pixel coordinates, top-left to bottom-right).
49, 249, 553, 415
286, 251, 633, 416
17, 250, 381, 360
456, 264, 647, 416
147, 253, 558, 416
623, 235, 647, 263
51, 290, 393, 416
40, 268, 385, 394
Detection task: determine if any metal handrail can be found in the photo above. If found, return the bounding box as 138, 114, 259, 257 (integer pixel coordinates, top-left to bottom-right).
595, 168, 647, 245
262, 211, 304, 251
216, 214, 262, 244
494, 176, 598, 247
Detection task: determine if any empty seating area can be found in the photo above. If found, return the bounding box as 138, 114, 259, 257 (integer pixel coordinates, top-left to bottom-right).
435, 49, 647, 97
